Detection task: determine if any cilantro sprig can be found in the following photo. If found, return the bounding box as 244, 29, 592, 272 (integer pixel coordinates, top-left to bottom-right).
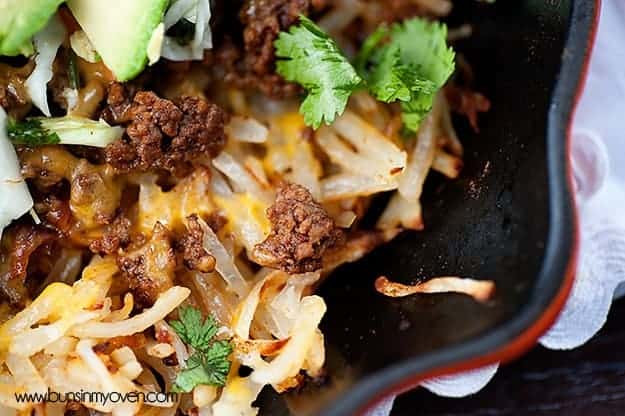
275, 16, 455, 133
275, 15, 363, 129
169, 307, 233, 393
356, 19, 456, 133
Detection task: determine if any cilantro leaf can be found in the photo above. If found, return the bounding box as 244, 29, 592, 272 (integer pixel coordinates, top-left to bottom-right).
7, 118, 60, 146
275, 15, 363, 129
358, 18, 455, 132
202, 340, 233, 385
354, 25, 389, 76
169, 306, 220, 352
169, 307, 233, 393
366, 44, 437, 103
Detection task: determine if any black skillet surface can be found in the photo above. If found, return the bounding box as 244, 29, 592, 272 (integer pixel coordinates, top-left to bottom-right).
256, 1, 598, 415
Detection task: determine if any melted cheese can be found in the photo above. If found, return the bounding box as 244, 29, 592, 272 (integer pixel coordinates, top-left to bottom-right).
214, 192, 271, 252
0, 257, 115, 356
137, 167, 214, 234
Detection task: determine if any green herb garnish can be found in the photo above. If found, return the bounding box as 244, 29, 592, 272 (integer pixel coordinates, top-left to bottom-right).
274, 15, 363, 129
7, 117, 60, 146
68, 49, 81, 90
356, 18, 456, 132
169, 307, 233, 392
6, 116, 122, 147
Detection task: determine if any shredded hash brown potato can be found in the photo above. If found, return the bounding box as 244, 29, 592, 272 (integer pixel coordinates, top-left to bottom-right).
0, 1, 494, 414
375, 276, 495, 302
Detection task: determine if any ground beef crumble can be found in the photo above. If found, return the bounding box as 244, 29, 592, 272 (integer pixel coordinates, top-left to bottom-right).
240, 0, 311, 76
89, 215, 132, 256
177, 215, 216, 273
34, 194, 73, 234
117, 222, 175, 306
103, 83, 227, 175
253, 182, 343, 274
211, 0, 325, 98
0, 61, 33, 119
0, 225, 57, 305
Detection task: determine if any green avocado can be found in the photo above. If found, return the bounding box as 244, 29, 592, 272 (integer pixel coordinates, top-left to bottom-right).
0, 0, 65, 56
67, 0, 168, 82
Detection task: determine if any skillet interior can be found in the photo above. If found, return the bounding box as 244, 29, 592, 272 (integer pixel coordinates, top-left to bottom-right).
255, 0, 591, 414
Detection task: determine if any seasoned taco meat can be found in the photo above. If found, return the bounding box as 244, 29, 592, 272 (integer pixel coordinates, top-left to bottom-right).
0, 225, 56, 305
253, 182, 343, 274
89, 214, 132, 256
35, 194, 73, 234
240, 0, 311, 76
177, 215, 216, 273
103, 84, 227, 175
0, 61, 33, 119
211, 0, 324, 98
117, 222, 175, 306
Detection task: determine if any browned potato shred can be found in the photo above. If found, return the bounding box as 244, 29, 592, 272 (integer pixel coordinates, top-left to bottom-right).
375, 276, 495, 302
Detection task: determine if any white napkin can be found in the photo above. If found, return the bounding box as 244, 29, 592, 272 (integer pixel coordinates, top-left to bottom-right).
368, 0, 625, 412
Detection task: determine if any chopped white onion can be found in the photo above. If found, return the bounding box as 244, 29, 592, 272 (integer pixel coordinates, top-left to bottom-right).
25, 15, 66, 117
61, 88, 79, 112
0, 108, 33, 240
164, 0, 195, 28
155, 320, 189, 365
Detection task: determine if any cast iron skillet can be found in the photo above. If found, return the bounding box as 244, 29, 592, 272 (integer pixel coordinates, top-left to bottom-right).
256, 1, 600, 414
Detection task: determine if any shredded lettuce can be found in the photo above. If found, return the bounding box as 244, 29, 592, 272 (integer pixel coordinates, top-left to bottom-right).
356, 18, 456, 132
0, 108, 33, 240
275, 16, 363, 129
24, 14, 66, 117
161, 0, 212, 61
8, 116, 123, 148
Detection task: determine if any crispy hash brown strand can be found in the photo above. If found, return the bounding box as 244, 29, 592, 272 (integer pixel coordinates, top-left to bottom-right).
375, 276, 495, 302
253, 182, 344, 274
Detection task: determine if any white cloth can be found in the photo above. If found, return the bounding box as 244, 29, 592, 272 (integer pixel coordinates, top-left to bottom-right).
369, 0, 625, 413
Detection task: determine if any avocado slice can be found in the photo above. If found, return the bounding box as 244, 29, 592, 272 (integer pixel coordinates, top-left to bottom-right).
0, 0, 65, 56
67, 0, 169, 82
